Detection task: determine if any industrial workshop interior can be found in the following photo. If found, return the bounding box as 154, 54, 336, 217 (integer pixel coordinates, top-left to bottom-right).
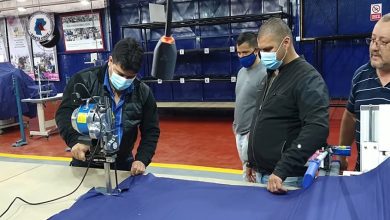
0, 0, 389, 219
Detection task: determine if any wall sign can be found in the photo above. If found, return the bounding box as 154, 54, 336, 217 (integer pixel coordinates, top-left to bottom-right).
370, 3, 382, 21
28, 11, 54, 42
0, 19, 9, 62
60, 11, 105, 52
7, 16, 33, 78
32, 40, 59, 81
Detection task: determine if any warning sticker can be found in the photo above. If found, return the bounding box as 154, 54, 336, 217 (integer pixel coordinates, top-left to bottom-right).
370, 3, 382, 21
77, 113, 87, 124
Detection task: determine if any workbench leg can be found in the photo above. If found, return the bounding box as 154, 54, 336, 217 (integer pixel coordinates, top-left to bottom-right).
37, 103, 46, 133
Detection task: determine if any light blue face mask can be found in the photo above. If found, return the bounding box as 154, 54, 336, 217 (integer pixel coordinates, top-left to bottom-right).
260, 39, 287, 70
110, 71, 134, 91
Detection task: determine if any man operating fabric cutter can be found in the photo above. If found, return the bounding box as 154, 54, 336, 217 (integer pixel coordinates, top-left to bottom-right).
55, 37, 160, 175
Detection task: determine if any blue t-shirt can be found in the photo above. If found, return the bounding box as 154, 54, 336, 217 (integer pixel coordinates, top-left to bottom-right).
104, 71, 133, 146
346, 62, 390, 168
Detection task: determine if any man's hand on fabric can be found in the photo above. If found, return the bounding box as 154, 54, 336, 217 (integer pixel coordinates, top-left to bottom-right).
71, 143, 90, 161
267, 173, 287, 194
131, 160, 146, 176
245, 167, 256, 183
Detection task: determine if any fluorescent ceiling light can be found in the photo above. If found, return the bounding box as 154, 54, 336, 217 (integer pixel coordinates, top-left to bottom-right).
80, 0, 90, 5
17, 7, 27, 12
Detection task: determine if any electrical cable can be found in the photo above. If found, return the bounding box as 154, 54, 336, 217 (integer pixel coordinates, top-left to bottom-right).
0, 139, 101, 218
73, 82, 100, 104
0, 82, 104, 217
1, 59, 120, 217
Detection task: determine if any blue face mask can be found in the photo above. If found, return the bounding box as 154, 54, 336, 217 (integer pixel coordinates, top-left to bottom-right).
239, 52, 257, 68
110, 71, 134, 91
260, 39, 287, 70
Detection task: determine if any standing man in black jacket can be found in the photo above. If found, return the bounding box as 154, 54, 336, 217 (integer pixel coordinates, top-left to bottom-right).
246, 18, 329, 193
55, 37, 160, 176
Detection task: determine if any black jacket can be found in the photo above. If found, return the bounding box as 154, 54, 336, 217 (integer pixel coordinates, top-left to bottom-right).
55, 64, 160, 169
248, 57, 329, 180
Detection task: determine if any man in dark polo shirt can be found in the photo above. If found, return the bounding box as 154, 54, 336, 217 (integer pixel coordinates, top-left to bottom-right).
339, 13, 390, 171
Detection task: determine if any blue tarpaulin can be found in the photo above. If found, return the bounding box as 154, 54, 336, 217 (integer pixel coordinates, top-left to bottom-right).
0, 62, 36, 120
51, 158, 390, 220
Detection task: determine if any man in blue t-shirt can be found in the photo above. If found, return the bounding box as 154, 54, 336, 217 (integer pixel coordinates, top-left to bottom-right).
339, 13, 390, 171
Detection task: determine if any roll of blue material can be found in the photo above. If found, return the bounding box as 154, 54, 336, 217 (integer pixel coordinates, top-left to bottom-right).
331, 146, 351, 156
302, 160, 320, 189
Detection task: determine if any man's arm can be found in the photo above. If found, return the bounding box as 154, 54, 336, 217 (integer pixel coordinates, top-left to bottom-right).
338, 109, 356, 170
273, 73, 329, 180
55, 74, 83, 148
135, 88, 160, 167
339, 109, 356, 146
246, 77, 268, 172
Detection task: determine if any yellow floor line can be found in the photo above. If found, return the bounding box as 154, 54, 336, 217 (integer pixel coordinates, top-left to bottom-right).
150, 163, 242, 174
0, 153, 242, 174
0, 153, 71, 162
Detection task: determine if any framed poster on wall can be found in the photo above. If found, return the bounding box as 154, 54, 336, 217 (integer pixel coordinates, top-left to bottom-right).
6, 16, 34, 78
28, 12, 60, 81
32, 40, 59, 81
0, 18, 9, 62
60, 11, 104, 52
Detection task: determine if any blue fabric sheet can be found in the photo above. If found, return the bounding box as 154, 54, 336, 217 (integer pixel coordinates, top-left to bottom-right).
0, 62, 36, 120
51, 159, 390, 220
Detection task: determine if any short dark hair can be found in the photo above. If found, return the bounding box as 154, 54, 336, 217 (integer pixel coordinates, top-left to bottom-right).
381, 13, 390, 22
112, 37, 144, 73
258, 18, 292, 42
236, 32, 258, 48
